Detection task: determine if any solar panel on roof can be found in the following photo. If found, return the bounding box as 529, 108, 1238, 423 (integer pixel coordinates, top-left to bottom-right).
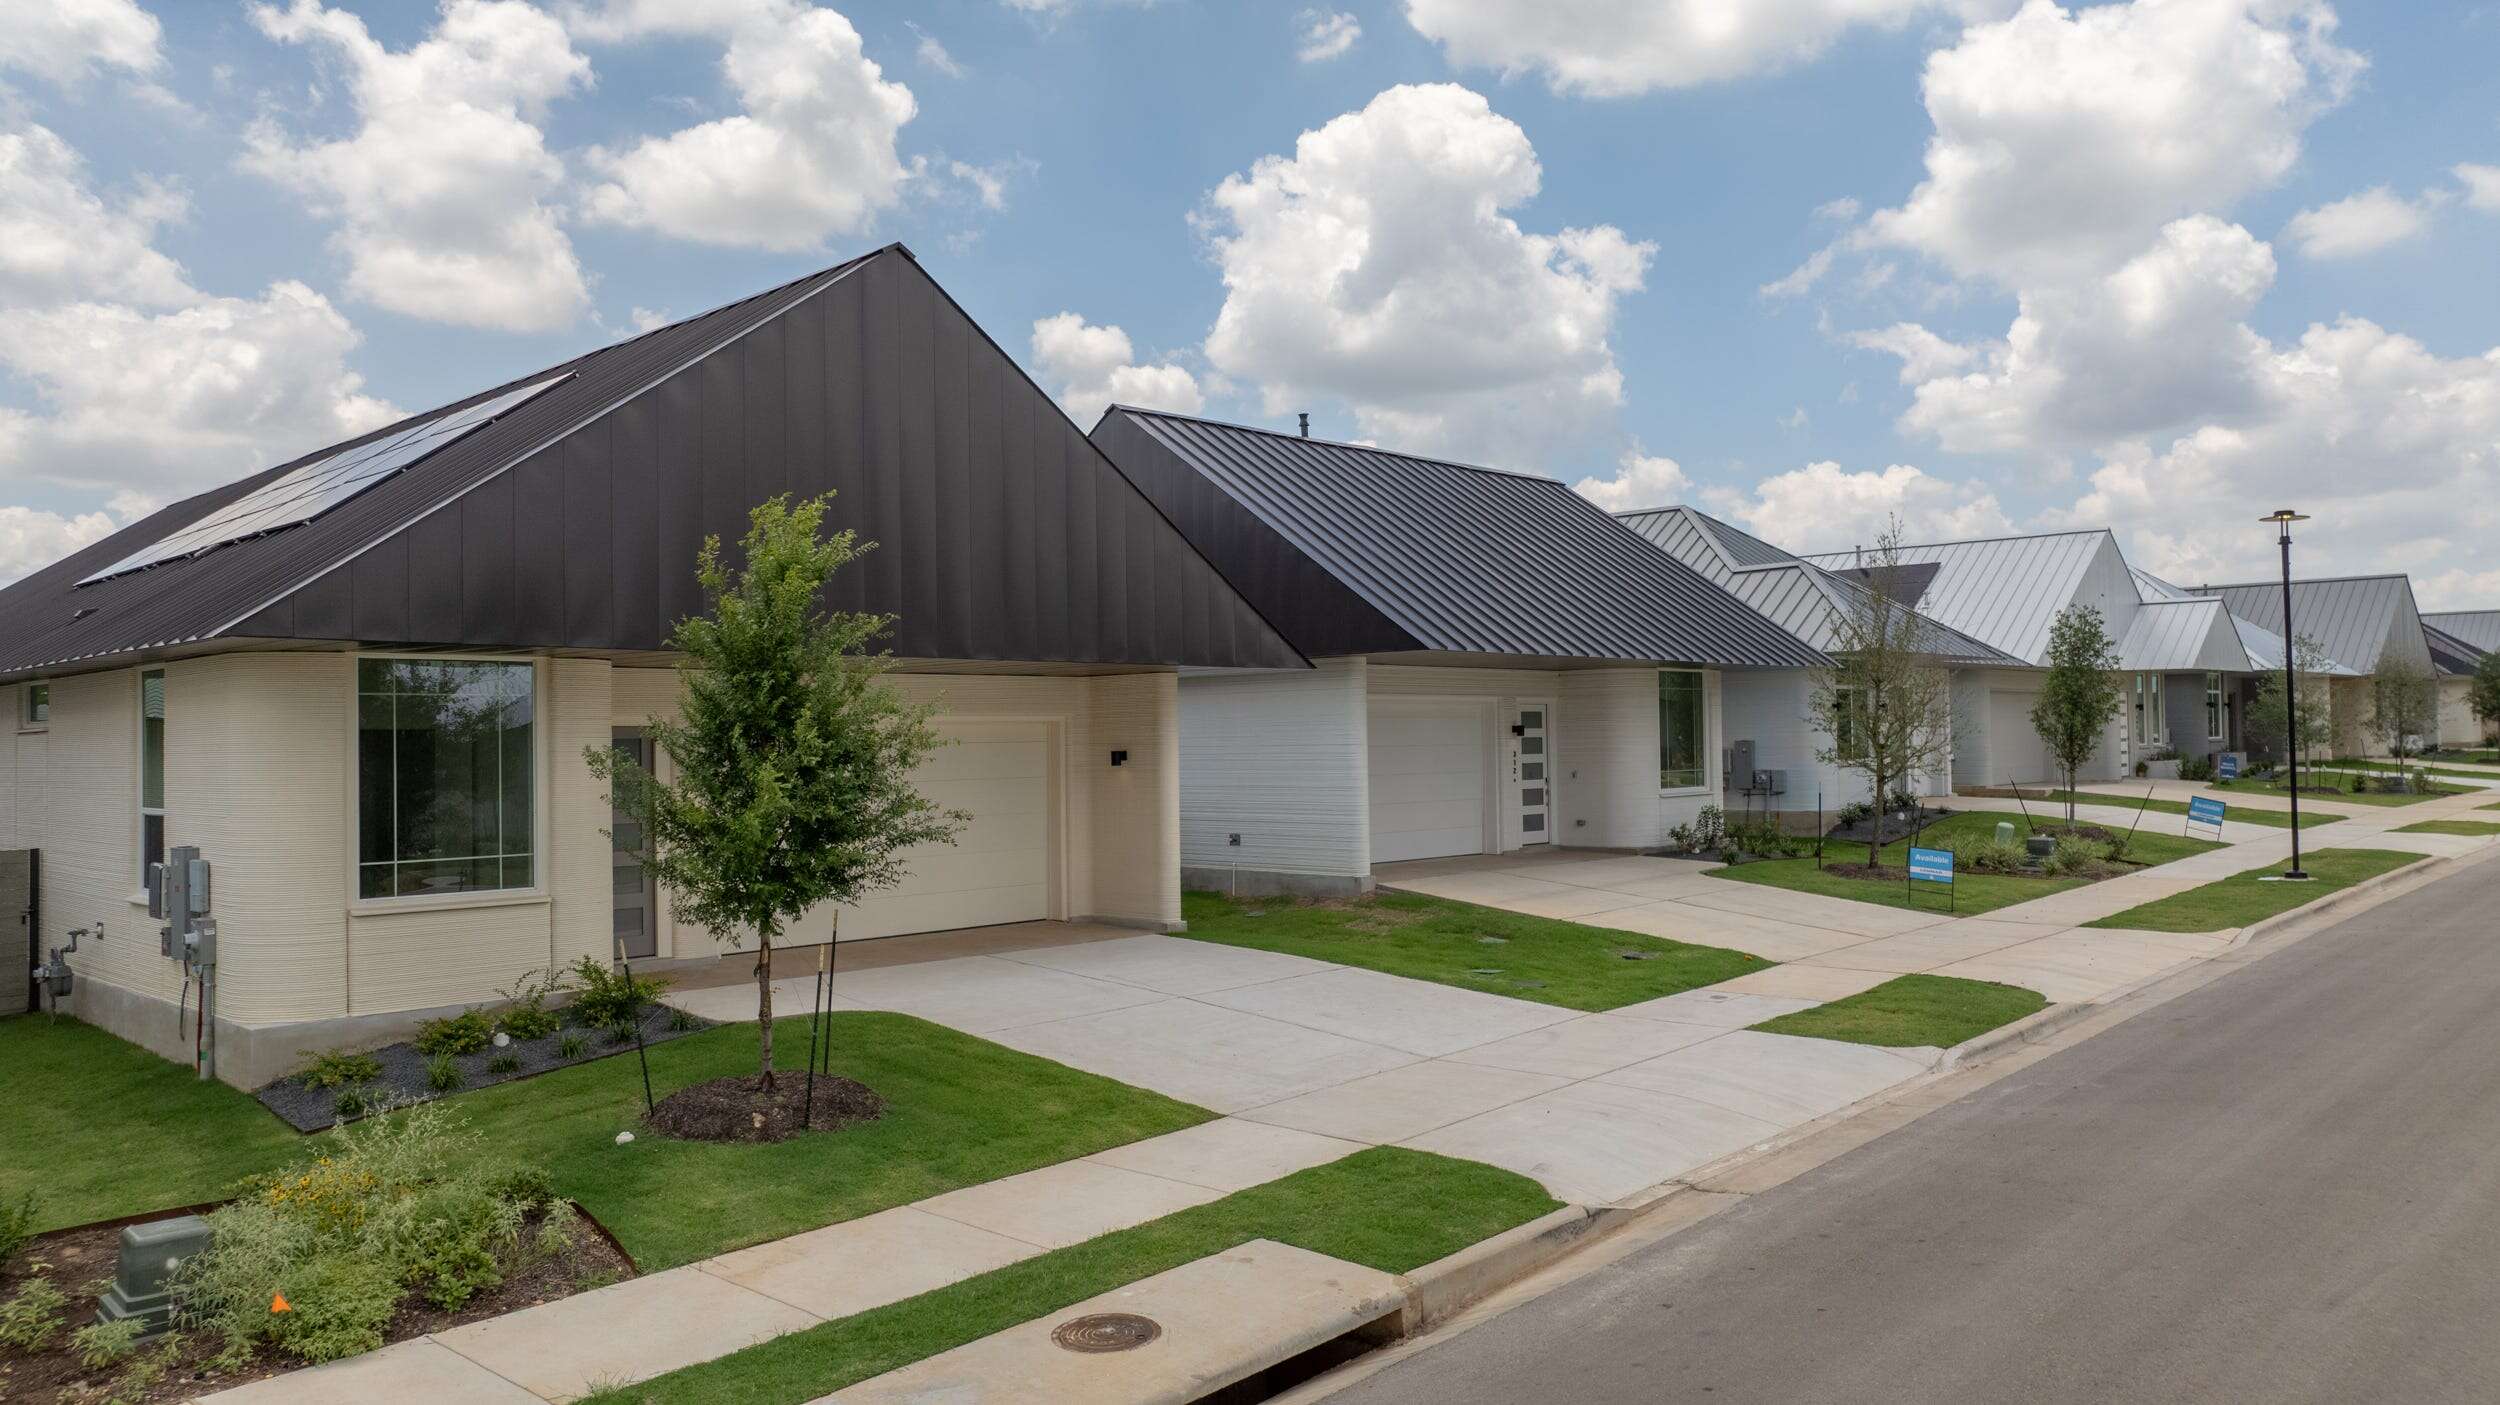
79, 373, 571, 585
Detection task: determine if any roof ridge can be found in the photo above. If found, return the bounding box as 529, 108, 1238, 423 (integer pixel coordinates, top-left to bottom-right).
1099, 405, 1564, 485
1803, 526, 2112, 556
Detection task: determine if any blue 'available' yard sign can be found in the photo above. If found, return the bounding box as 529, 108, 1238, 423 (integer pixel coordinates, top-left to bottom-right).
2219, 753, 2243, 781
2188, 795, 2227, 839
1908, 846, 1954, 884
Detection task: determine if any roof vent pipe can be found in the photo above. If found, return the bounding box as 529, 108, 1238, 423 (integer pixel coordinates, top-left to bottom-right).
1297, 413, 1309, 438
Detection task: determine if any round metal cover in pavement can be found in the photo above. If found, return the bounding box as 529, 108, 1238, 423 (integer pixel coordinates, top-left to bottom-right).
1052, 1312, 1162, 1353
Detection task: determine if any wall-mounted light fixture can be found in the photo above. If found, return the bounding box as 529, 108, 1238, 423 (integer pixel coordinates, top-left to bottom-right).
1109, 750, 1128, 766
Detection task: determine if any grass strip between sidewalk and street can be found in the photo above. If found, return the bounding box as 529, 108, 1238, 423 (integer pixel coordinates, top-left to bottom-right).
2205, 776, 2467, 807
1987, 788, 2341, 830
2084, 848, 2425, 933
0, 1012, 1213, 1271
2393, 819, 2500, 837
580, 1147, 1561, 1405
1707, 812, 2224, 919
1182, 888, 1767, 1011
1751, 974, 2047, 1048
2327, 757, 2500, 784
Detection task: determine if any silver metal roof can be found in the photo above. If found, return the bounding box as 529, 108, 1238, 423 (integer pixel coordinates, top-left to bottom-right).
1802, 529, 2117, 664
1618, 507, 2020, 664
2117, 597, 2245, 673
2193, 575, 2432, 676
2424, 610, 2500, 655
2230, 613, 2359, 677
2423, 621, 2485, 676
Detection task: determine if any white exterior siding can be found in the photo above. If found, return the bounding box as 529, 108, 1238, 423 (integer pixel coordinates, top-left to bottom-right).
1178, 660, 1369, 886
1717, 669, 1952, 814
18, 652, 1181, 1083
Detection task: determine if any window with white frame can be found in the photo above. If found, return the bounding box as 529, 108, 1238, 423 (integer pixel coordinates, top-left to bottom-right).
139, 671, 164, 883
2205, 672, 2225, 741
2132, 672, 2167, 748
357, 659, 536, 899
1659, 669, 1707, 789
20, 683, 46, 727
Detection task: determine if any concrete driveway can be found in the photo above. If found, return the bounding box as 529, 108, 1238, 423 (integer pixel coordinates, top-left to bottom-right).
665, 927, 1936, 1206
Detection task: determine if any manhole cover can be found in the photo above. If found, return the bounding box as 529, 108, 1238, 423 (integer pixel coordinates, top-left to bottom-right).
1054, 1313, 1162, 1353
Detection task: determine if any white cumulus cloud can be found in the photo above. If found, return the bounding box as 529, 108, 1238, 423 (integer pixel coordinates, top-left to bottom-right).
2283, 185, 2437, 259
2459, 163, 2500, 213
1198, 84, 1654, 468
1701, 461, 2015, 555
0, 0, 164, 83
0, 126, 193, 311
1295, 10, 1361, 62
245, 0, 591, 333
1403, 0, 2016, 96
0, 505, 120, 585
1570, 452, 1690, 513
575, 0, 917, 252
1031, 312, 1201, 428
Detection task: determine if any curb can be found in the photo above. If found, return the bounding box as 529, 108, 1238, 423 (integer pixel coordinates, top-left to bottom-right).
1396, 1204, 1608, 1333
1934, 999, 2101, 1069
2222, 845, 2476, 950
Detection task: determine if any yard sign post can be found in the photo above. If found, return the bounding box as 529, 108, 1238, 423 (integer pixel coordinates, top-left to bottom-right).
1907, 845, 1956, 913
2187, 795, 2227, 842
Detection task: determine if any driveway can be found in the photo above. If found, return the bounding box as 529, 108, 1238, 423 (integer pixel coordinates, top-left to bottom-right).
665, 925, 1936, 1206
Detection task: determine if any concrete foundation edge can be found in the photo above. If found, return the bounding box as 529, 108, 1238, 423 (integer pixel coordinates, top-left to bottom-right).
1181, 866, 1373, 900
55, 975, 531, 1090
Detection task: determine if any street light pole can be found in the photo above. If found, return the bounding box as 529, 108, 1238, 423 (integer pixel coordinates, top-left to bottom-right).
2262, 509, 2311, 880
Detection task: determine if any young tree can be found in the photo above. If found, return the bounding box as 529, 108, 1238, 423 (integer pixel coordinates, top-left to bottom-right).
1807, 520, 1956, 867
2243, 633, 2333, 770
2030, 605, 2124, 823
590, 494, 965, 1089
2471, 651, 2500, 746
2369, 656, 2437, 762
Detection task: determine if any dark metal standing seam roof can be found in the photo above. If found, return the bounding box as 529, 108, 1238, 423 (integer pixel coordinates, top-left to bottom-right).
2423, 622, 2484, 676
1089, 408, 1826, 669
2192, 575, 2430, 676
0, 246, 1308, 679
2424, 610, 2500, 655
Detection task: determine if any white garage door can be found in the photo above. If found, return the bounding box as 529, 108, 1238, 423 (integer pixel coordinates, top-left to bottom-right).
1369, 699, 1489, 863
839, 721, 1051, 940
1987, 690, 2053, 786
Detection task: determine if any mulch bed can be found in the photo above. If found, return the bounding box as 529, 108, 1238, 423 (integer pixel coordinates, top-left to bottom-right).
645, 1073, 886, 1144
256, 1004, 713, 1133
1824, 807, 1955, 847
0, 1205, 631, 1405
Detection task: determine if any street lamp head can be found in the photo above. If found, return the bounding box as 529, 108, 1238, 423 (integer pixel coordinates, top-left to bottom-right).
2258, 509, 2310, 524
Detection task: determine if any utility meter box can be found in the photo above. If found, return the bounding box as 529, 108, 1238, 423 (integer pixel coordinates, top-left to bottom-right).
95, 1215, 212, 1338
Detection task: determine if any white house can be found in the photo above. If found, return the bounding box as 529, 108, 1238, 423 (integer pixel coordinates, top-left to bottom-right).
1614, 506, 2026, 819
1089, 408, 1826, 897
2193, 574, 2439, 756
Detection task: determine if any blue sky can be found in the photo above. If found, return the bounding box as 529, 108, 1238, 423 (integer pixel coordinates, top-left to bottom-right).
3, 0, 2495, 603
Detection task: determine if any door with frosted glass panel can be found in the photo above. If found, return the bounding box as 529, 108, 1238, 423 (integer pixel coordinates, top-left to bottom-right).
1512, 703, 1551, 848
610, 731, 658, 959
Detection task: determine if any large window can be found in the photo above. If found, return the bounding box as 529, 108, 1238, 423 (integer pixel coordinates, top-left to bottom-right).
2205, 672, 2226, 741
358, 659, 536, 899
1659, 670, 1708, 790
139, 671, 164, 883
2132, 672, 2167, 748
20, 683, 46, 727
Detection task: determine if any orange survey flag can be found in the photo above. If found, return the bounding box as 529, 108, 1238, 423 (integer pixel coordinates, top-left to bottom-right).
271, 1292, 292, 1313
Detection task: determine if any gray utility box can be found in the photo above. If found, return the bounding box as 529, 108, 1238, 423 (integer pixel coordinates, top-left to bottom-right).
95, 1214, 211, 1337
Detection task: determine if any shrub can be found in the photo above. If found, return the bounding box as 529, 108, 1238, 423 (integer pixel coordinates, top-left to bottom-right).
2044, 835, 2111, 876
0, 1274, 69, 1350
72, 1317, 143, 1368
556, 1032, 588, 1059
494, 967, 567, 1042
1835, 800, 1874, 828
0, 1189, 35, 1270
667, 1006, 698, 1033
1692, 805, 1726, 853
334, 1087, 374, 1121
1665, 822, 1696, 853
297, 1049, 383, 1091
2177, 753, 2216, 782
180, 1105, 553, 1366
531, 1200, 580, 1260
566, 955, 672, 1033
1958, 838, 2032, 875
486, 1054, 521, 1076
1884, 785, 1919, 814
414, 1008, 494, 1058
426, 1055, 464, 1092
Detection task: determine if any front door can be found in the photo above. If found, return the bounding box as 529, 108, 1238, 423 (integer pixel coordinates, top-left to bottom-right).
1511, 702, 1552, 848
610, 732, 658, 960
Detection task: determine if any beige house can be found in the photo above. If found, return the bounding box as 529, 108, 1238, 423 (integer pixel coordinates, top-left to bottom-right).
0, 247, 1302, 1086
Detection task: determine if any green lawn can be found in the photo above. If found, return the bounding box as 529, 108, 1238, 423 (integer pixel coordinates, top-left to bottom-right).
1753, 974, 2047, 1048
2085, 848, 2424, 933
583, 1147, 1558, 1405
2394, 819, 2500, 837
2485, 801, 2500, 813
2327, 757, 2500, 782
0, 1012, 1211, 1270
2206, 775, 2465, 807
2012, 789, 2341, 830
1181, 888, 1766, 1010
1706, 811, 2224, 919
0, 1017, 301, 1231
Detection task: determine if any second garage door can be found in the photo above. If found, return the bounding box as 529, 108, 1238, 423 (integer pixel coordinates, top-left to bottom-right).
839, 720, 1052, 940
1986, 690, 2053, 786
1368, 698, 1490, 863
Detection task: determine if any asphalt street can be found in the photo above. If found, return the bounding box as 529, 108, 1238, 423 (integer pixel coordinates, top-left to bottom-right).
1329, 856, 2500, 1404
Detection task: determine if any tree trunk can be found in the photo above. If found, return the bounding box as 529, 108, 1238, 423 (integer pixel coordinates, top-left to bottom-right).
1869, 766, 1885, 869
755, 931, 776, 1090
2064, 765, 2077, 824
